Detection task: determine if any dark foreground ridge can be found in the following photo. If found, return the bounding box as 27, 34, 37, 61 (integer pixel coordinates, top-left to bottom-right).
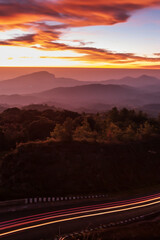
0, 107, 160, 200
1, 139, 160, 200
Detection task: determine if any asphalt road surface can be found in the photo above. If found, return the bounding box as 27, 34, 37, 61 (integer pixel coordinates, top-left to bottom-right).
1, 193, 160, 240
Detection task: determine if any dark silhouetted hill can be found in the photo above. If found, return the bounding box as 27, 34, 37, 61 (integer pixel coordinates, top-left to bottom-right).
1, 139, 160, 199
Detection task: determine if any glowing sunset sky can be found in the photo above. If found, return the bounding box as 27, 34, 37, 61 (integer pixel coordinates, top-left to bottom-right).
0, 0, 160, 68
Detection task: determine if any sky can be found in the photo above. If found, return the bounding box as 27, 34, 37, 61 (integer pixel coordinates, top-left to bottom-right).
0, 0, 160, 68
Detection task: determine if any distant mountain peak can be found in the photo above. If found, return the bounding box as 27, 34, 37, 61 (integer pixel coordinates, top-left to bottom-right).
20, 71, 55, 78
121, 74, 157, 80
138, 74, 158, 79
102, 74, 160, 87
139, 74, 150, 78
0, 71, 90, 95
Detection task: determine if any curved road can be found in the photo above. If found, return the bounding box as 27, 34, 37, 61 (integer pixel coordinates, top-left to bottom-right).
1, 193, 160, 239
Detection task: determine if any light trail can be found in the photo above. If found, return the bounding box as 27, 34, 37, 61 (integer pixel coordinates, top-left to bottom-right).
0, 194, 159, 231
1, 192, 160, 229
1, 194, 160, 237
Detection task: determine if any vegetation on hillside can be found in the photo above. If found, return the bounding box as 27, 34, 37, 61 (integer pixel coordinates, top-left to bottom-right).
0, 106, 159, 150
0, 106, 160, 199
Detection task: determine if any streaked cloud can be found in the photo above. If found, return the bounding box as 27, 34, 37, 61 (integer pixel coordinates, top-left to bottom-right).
39, 45, 160, 65
0, 0, 160, 67
0, 0, 159, 28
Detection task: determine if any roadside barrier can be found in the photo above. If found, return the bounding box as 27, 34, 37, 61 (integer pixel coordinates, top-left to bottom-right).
25, 194, 108, 204
56, 214, 146, 240
0, 194, 108, 207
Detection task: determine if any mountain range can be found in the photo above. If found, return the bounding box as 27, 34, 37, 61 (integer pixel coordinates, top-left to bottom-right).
102, 74, 160, 87
36, 84, 141, 107
0, 71, 160, 115
0, 71, 160, 95
0, 71, 90, 95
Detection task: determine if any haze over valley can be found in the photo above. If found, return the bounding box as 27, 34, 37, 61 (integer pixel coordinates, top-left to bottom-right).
0, 71, 160, 116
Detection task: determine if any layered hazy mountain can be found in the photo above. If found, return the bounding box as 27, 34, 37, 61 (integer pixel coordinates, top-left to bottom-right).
0, 71, 90, 95
1, 71, 160, 95
102, 75, 160, 88
0, 71, 160, 115
36, 84, 141, 106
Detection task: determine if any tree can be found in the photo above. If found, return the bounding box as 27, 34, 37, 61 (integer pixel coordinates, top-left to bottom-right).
73, 118, 97, 141
137, 121, 155, 140
106, 122, 122, 141
0, 128, 5, 150
51, 123, 65, 141
51, 118, 73, 141
107, 107, 119, 123
28, 117, 53, 140
123, 124, 136, 141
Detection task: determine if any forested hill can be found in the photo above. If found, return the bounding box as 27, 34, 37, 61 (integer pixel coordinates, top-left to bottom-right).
0, 106, 159, 151
0, 107, 160, 200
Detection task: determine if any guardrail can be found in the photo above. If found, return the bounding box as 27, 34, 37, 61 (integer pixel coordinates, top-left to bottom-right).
25, 194, 108, 204
0, 194, 108, 208
57, 210, 160, 240
56, 214, 146, 240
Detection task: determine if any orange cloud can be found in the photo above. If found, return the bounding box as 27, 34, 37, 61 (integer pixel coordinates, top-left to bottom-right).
37, 43, 160, 66
1, 30, 160, 66
0, 0, 159, 29
0, 0, 160, 67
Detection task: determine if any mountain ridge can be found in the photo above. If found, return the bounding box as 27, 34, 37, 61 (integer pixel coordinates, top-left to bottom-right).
0, 71, 90, 95
101, 74, 160, 87
1, 71, 160, 95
